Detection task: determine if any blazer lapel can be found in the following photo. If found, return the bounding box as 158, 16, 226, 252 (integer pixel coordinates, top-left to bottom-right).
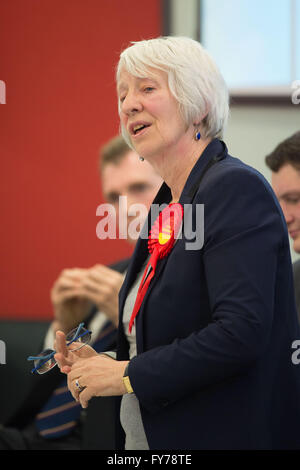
118, 184, 172, 320
118, 139, 228, 353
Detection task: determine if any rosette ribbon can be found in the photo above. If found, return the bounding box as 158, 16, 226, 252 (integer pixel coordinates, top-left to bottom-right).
128, 203, 183, 333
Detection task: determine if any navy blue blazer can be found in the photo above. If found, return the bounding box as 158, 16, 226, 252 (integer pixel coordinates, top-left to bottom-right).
117, 139, 300, 450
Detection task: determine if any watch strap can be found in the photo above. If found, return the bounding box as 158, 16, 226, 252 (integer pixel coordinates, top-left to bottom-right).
123, 362, 133, 394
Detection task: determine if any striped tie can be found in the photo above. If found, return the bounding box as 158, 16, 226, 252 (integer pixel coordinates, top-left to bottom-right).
35, 321, 117, 439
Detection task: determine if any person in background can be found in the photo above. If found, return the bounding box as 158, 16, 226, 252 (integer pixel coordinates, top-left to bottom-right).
0, 134, 162, 450
55, 37, 300, 450
265, 131, 300, 318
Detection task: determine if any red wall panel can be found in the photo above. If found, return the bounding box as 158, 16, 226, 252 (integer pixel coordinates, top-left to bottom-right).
0, 0, 160, 319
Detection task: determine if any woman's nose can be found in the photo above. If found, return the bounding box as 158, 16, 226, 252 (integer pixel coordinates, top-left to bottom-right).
121, 91, 142, 116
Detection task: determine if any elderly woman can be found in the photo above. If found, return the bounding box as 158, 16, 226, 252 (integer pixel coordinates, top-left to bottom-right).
55, 36, 300, 450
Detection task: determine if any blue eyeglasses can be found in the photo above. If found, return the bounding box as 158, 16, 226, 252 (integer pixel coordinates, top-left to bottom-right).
27, 322, 92, 374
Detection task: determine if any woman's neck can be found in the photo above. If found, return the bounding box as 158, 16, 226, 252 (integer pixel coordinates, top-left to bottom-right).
151, 136, 212, 203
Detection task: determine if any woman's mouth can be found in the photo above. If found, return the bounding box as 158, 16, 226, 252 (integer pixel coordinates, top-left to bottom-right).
130, 122, 151, 137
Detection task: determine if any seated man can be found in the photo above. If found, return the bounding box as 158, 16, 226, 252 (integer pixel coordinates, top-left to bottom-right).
0, 135, 162, 450
265, 131, 300, 319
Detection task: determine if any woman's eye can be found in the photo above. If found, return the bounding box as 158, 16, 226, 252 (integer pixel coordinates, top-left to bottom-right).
144, 87, 154, 93
119, 96, 126, 103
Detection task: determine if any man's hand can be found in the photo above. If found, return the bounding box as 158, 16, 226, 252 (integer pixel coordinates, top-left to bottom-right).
79, 264, 124, 327
51, 264, 124, 333
51, 268, 92, 333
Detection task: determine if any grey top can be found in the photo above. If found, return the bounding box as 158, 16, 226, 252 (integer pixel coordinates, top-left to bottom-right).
120, 257, 150, 450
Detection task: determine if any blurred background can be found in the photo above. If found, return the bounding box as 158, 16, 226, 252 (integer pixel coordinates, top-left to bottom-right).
0, 0, 299, 321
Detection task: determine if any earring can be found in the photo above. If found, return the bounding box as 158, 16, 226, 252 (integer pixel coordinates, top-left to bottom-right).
139, 156, 144, 161
194, 130, 201, 141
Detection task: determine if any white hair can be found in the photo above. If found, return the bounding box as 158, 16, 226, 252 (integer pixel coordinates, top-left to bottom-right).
116, 36, 229, 142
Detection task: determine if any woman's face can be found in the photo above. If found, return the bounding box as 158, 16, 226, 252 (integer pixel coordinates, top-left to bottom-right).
117, 67, 188, 162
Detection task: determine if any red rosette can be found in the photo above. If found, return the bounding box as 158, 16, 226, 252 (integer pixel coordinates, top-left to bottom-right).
148, 203, 183, 259
128, 203, 183, 333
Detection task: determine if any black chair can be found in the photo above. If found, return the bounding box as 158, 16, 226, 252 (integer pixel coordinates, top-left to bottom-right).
0, 319, 50, 424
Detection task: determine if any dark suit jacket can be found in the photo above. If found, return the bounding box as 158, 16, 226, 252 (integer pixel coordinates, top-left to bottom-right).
117, 139, 300, 450
6, 258, 130, 450
293, 259, 300, 322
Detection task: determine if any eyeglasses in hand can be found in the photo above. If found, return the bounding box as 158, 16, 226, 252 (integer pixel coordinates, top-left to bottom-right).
27, 322, 92, 374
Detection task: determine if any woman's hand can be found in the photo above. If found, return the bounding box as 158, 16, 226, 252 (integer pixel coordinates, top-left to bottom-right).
54, 330, 98, 373
66, 355, 129, 408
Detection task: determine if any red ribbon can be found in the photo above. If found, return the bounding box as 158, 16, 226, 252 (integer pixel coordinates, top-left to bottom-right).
128, 203, 183, 333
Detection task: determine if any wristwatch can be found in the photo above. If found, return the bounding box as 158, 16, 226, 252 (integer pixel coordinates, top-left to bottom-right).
123, 362, 134, 394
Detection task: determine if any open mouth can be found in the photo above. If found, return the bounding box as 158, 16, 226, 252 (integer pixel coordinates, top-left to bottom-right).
131, 123, 151, 136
